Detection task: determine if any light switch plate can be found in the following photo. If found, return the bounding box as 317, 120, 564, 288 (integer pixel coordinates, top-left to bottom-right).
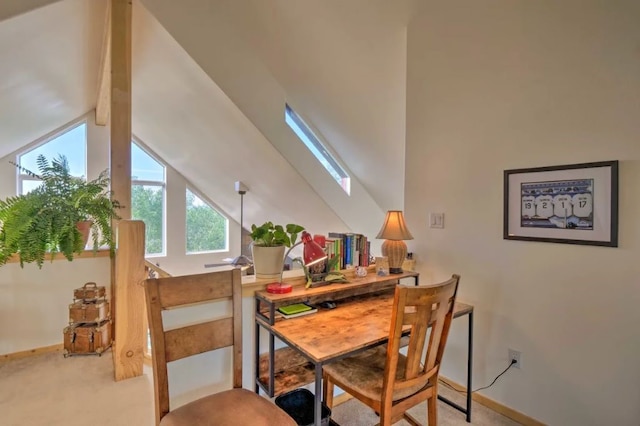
430, 213, 444, 229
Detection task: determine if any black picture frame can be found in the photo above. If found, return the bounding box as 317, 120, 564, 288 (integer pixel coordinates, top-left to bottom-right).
503, 160, 618, 247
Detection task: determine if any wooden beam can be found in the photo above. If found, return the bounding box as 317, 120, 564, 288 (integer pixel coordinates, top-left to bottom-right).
113, 220, 146, 381
110, 0, 131, 220
110, 0, 135, 381
95, 0, 112, 126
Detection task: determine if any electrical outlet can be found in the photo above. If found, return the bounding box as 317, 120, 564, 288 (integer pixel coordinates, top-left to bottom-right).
508, 349, 521, 369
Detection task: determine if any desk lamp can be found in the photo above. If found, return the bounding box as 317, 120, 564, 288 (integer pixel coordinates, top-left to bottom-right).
376, 210, 414, 274
266, 231, 328, 294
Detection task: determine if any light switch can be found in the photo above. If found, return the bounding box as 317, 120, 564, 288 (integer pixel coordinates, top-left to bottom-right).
429, 213, 444, 229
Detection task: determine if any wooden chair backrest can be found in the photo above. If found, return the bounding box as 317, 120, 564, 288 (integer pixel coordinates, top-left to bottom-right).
144, 269, 243, 424
383, 274, 460, 401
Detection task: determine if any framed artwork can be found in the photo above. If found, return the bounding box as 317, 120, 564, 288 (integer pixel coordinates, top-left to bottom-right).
503, 160, 618, 247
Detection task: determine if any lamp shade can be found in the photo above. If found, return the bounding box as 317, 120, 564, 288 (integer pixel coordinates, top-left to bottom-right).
376, 211, 413, 274
376, 211, 414, 240
302, 231, 328, 266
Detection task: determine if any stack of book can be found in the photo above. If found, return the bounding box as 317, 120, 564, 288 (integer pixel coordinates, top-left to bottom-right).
326, 233, 370, 270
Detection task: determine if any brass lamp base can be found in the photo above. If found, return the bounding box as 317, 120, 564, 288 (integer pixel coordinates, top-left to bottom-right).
381, 239, 407, 275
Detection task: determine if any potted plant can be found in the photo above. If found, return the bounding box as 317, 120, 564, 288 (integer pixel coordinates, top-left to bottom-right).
249, 222, 304, 279
0, 155, 122, 268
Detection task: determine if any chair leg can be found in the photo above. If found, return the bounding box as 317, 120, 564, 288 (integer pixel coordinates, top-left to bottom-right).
403, 412, 421, 426
379, 410, 392, 426
323, 373, 334, 409
427, 395, 437, 426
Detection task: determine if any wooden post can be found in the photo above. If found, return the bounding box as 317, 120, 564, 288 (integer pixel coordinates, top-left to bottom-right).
113, 220, 146, 381
110, 0, 132, 219
109, 0, 132, 364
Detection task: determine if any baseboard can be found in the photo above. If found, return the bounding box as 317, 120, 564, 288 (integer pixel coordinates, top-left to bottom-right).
332, 392, 353, 406
1, 343, 63, 363
439, 376, 546, 426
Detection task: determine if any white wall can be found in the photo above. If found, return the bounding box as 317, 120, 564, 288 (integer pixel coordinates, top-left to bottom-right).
406, 1, 640, 425
0, 112, 243, 355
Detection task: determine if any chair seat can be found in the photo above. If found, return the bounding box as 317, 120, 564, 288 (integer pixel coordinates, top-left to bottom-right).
323, 346, 431, 402
160, 388, 297, 426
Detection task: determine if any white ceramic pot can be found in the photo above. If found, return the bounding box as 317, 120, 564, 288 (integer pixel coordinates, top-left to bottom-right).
251, 245, 286, 280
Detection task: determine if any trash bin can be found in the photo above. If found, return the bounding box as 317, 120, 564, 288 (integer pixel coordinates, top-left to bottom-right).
275, 388, 331, 426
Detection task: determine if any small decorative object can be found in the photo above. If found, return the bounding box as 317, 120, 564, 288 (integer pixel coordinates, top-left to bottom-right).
0, 154, 122, 268
375, 256, 389, 276
376, 211, 414, 274
355, 266, 368, 278
504, 160, 618, 247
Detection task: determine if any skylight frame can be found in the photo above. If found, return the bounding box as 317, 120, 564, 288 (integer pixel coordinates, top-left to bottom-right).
285, 104, 351, 195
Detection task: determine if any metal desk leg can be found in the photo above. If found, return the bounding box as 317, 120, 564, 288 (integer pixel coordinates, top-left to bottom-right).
255, 322, 260, 393
437, 310, 473, 422
465, 311, 473, 422
269, 333, 275, 397
315, 363, 322, 426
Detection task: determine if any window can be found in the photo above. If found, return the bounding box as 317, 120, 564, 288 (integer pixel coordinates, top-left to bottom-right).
186, 188, 228, 254
17, 122, 87, 194
131, 142, 165, 256
285, 104, 350, 195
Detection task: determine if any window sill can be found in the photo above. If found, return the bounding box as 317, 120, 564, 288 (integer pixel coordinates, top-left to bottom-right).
5, 249, 110, 265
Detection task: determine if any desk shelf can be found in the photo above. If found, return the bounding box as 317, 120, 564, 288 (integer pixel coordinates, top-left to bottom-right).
257, 347, 315, 396
255, 270, 418, 326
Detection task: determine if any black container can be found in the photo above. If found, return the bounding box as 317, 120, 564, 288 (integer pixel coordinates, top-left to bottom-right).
275, 388, 331, 426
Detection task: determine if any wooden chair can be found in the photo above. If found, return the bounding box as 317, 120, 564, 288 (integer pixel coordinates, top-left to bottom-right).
145, 269, 296, 426
322, 274, 461, 426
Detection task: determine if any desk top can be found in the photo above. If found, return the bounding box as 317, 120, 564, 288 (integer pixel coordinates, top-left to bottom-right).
269, 289, 472, 364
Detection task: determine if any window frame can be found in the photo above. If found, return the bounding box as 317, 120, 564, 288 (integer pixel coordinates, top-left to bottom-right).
285, 104, 351, 195
16, 120, 88, 195
185, 186, 229, 255
131, 140, 167, 257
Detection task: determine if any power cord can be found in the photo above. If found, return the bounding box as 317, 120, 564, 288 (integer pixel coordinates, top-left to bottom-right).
439, 358, 517, 394
472, 358, 517, 392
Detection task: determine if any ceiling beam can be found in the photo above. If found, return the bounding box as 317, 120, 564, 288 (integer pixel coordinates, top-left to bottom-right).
95, 0, 111, 126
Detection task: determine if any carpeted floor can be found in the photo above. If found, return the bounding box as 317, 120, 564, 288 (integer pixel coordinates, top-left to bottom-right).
1, 350, 521, 425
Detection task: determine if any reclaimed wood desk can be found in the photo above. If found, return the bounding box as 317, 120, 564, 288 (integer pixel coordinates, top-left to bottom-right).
254, 271, 473, 426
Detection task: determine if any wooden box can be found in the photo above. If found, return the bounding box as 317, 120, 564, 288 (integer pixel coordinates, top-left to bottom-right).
68, 300, 110, 324
63, 320, 112, 357
73, 282, 106, 301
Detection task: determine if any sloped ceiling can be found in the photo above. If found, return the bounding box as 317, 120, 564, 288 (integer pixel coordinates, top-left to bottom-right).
0, 0, 415, 240
0, 0, 103, 159
131, 1, 346, 234
241, 0, 416, 211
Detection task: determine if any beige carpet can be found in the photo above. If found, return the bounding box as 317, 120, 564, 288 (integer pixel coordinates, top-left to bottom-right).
1, 350, 521, 425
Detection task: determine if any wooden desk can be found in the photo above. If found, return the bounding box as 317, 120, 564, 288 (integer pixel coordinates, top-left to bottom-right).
254, 272, 473, 425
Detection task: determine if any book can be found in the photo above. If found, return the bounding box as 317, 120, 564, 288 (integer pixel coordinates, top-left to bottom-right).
279, 303, 313, 315
277, 303, 318, 319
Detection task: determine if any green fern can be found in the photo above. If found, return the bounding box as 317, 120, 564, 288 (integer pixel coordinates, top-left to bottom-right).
0, 155, 122, 268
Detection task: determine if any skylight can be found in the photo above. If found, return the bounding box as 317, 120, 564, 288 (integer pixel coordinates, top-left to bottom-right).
285, 104, 350, 195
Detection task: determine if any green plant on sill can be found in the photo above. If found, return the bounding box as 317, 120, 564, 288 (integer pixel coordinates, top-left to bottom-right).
249, 222, 304, 247
0, 154, 122, 268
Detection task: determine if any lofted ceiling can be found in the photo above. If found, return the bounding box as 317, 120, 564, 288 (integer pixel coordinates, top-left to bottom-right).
0, 0, 415, 238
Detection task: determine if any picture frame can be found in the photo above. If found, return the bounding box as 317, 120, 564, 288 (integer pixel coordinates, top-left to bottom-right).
503, 160, 618, 247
